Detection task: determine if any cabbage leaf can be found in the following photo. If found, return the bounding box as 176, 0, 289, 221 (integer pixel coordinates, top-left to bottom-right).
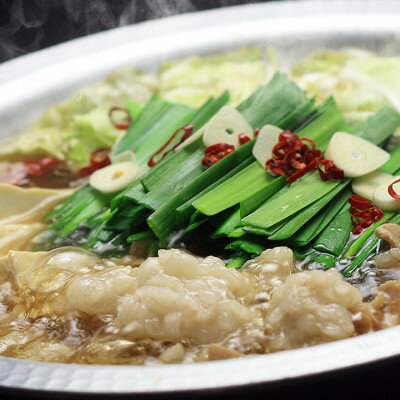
0, 68, 156, 169
291, 49, 400, 124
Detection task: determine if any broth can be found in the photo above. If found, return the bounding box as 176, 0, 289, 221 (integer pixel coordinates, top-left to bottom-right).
0, 246, 399, 364
0, 161, 82, 189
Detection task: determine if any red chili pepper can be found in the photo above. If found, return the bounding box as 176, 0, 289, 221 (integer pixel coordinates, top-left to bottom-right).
78, 149, 111, 177
264, 130, 344, 184
239, 134, 251, 145
279, 130, 299, 143
313, 149, 323, 160
300, 138, 316, 150
148, 125, 194, 167
351, 208, 384, 234
349, 194, 373, 210
39, 157, 59, 169
272, 130, 301, 160
78, 165, 97, 178
349, 194, 384, 234
287, 159, 318, 183
318, 159, 345, 182
23, 157, 60, 177
388, 178, 400, 200
265, 158, 285, 176
202, 143, 235, 168
8, 156, 60, 186
90, 148, 111, 168
286, 149, 308, 170
253, 129, 260, 138
108, 106, 132, 130
23, 160, 44, 177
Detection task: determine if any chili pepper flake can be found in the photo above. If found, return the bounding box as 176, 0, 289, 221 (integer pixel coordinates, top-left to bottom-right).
349, 194, 384, 234
388, 178, 400, 200
108, 106, 132, 130
265, 130, 344, 184
286, 159, 318, 184
8, 157, 60, 186
202, 143, 235, 168
148, 125, 194, 167
91, 149, 111, 168
318, 159, 345, 182
39, 157, 59, 169
239, 134, 251, 145
78, 149, 111, 177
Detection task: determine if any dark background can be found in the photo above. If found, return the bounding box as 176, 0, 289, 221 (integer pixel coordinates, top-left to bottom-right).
0, 0, 280, 63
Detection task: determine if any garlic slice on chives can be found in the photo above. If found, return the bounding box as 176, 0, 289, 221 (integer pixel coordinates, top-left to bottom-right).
372, 175, 400, 211
325, 131, 390, 178
201, 106, 253, 148
89, 162, 139, 193
352, 171, 394, 200
252, 124, 282, 168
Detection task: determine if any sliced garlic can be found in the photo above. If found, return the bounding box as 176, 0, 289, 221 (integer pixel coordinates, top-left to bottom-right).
372, 175, 400, 211
352, 171, 394, 200
325, 132, 390, 178
252, 124, 282, 168
200, 106, 253, 149
174, 106, 252, 152
89, 162, 139, 194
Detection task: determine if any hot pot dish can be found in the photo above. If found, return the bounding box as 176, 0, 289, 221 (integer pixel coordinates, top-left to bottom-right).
1, 47, 400, 365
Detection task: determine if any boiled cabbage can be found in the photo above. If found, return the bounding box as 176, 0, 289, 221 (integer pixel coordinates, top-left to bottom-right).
0, 68, 156, 169
159, 47, 272, 107
291, 49, 400, 123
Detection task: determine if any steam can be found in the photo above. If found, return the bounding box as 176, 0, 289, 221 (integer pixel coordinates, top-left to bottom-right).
63, 0, 118, 32
0, 0, 255, 62
0, 0, 48, 60
143, 0, 196, 19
